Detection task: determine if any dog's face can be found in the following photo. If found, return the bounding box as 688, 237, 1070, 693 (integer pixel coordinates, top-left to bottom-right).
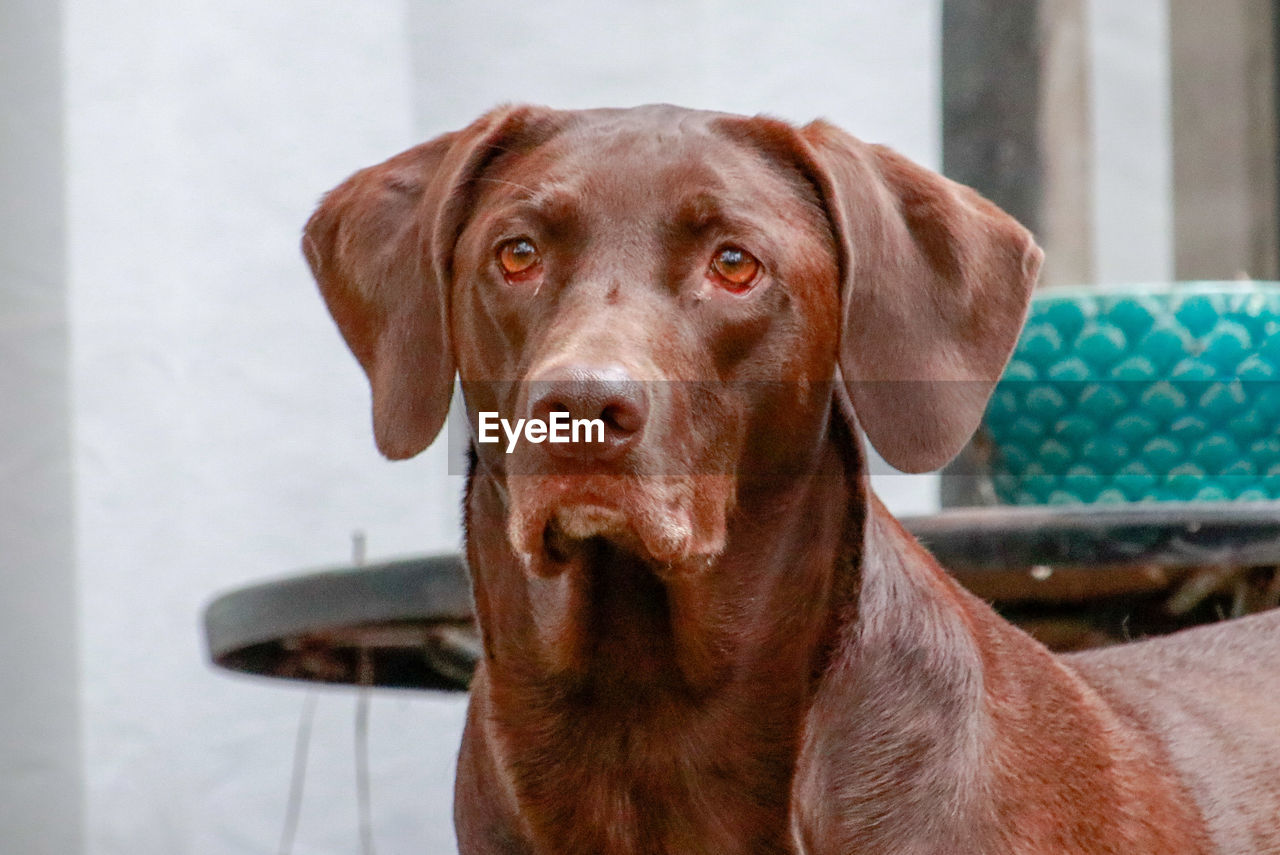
449, 107, 841, 567
304, 104, 1041, 570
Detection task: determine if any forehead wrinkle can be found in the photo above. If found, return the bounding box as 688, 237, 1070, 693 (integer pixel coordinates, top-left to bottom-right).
667, 208, 771, 254
671, 192, 726, 236
525, 186, 580, 222
488, 184, 572, 221
473, 175, 539, 199
475, 183, 585, 242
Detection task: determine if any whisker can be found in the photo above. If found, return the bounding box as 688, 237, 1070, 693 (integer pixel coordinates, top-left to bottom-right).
475, 176, 538, 195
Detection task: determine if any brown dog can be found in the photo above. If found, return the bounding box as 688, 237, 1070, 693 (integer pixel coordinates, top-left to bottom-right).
304, 105, 1280, 854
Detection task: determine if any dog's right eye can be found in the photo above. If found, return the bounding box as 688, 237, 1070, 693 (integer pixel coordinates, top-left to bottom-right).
497, 238, 542, 282
709, 246, 761, 292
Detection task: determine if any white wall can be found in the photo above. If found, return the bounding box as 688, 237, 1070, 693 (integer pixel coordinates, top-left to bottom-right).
46, 2, 942, 854
407, 0, 940, 160
66, 3, 466, 853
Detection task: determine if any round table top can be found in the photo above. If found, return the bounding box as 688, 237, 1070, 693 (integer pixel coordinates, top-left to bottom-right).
905, 500, 1280, 572
204, 501, 1280, 692
205, 553, 476, 692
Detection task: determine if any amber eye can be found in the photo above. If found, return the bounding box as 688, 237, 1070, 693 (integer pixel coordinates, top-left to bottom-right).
709, 246, 761, 291
497, 238, 541, 280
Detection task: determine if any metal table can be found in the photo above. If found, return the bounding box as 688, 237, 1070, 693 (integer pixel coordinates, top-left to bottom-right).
204, 501, 1280, 692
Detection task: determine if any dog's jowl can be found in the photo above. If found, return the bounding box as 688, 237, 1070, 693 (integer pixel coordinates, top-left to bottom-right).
305, 105, 1280, 855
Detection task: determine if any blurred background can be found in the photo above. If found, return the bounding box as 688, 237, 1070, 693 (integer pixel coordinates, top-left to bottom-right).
3, 0, 1276, 852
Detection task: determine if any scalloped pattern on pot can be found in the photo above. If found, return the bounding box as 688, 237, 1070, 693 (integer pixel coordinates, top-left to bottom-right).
983, 283, 1280, 505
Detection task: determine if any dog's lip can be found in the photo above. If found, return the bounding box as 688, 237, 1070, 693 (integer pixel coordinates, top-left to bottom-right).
508, 479, 693, 569
548, 503, 630, 539
541, 503, 639, 563
537, 499, 636, 553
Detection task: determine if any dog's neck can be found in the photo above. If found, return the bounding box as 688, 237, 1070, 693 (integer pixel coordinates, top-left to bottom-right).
460, 411, 864, 854
789, 501, 994, 851
791, 492, 1210, 855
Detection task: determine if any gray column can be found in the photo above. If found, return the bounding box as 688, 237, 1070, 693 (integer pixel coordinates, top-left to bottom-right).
0, 1, 85, 853
941, 0, 1051, 506
942, 0, 1044, 235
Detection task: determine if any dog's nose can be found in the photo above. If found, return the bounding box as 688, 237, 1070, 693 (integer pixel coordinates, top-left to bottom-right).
528, 364, 649, 459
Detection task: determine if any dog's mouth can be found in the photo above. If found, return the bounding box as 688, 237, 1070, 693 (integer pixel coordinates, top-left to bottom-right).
541, 505, 639, 563
505, 474, 731, 573
518, 497, 693, 571
545, 503, 630, 548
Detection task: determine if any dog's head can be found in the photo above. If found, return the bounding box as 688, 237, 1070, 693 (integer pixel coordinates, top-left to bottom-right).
304, 104, 1040, 570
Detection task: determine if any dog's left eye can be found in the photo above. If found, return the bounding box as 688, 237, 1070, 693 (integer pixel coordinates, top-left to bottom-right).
497, 238, 542, 281
708, 246, 761, 291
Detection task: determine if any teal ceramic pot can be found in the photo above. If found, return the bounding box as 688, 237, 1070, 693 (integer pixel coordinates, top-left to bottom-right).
983, 282, 1280, 505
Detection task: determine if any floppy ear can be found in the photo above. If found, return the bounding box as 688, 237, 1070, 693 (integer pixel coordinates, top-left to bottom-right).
799, 120, 1042, 473
302, 106, 546, 459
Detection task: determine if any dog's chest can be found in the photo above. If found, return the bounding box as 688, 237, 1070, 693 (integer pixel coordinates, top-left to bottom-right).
486, 672, 801, 855
514, 729, 796, 855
